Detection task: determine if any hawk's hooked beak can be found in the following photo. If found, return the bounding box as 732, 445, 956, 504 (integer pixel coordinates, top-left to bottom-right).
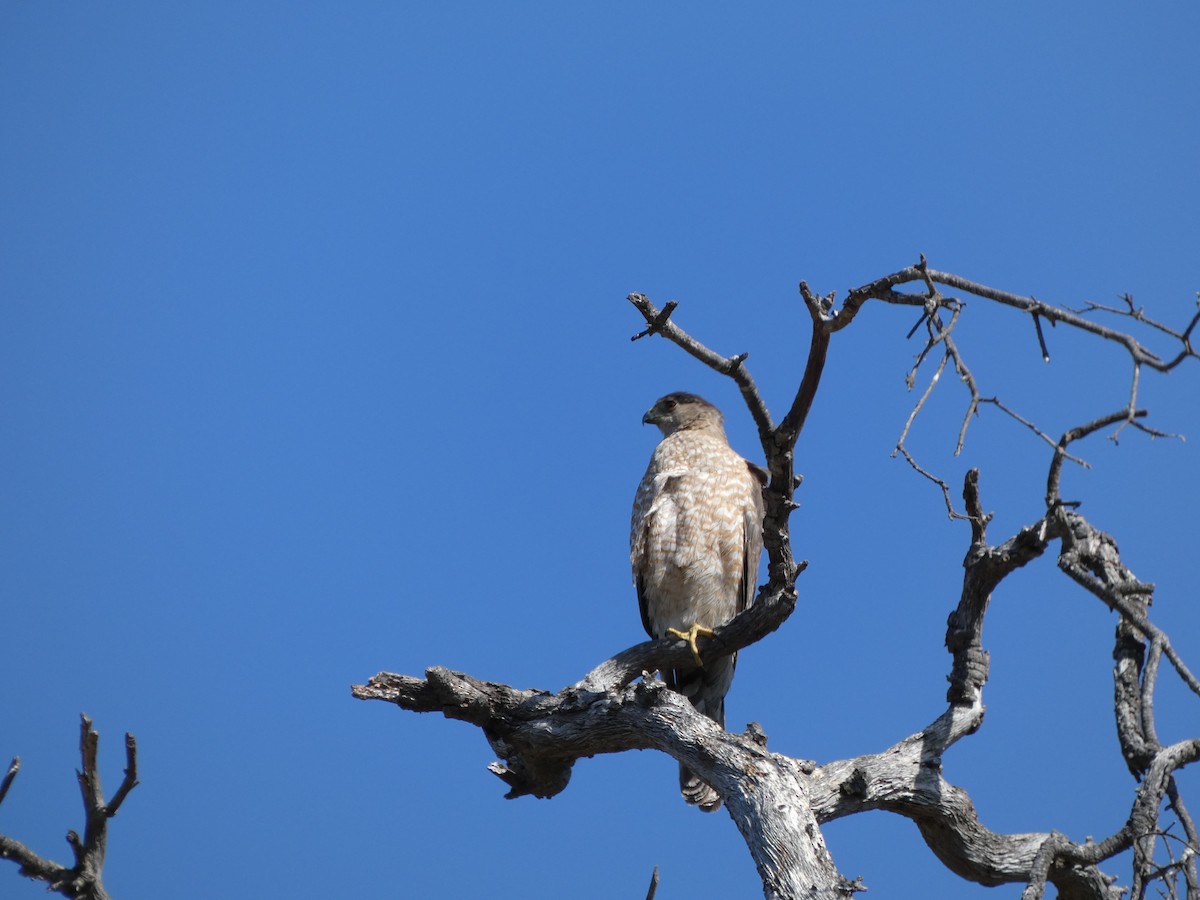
642, 408, 659, 425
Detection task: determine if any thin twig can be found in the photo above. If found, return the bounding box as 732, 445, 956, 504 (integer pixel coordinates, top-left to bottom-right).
897, 353, 948, 450
905, 303, 959, 389
1047, 408, 1149, 507
106, 733, 139, 817
776, 282, 834, 445
1072, 293, 1200, 348
981, 397, 1090, 465
645, 865, 660, 900
906, 309, 930, 339
630, 300, 678, 341
894, 443, 968, 520
1032, 311, 1051, 362
1109, 361, 1184, 444
836, 259, 1198, 518
0, 758, 18, 806
937, 316, 981, 455
627, 293, 774, 438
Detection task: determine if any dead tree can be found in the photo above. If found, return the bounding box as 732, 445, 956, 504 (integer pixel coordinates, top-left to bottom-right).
354, 259, 1199, 899
0, 715, 138, 900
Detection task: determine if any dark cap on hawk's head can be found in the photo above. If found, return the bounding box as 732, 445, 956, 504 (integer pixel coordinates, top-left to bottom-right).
642, 392, 725, 436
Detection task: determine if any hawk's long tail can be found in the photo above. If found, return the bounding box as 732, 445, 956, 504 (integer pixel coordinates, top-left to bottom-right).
668, 654, 735, 813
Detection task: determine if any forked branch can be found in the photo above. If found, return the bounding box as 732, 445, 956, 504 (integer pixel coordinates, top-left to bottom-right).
846, 259, 1199, 513
0, 715, 139, 900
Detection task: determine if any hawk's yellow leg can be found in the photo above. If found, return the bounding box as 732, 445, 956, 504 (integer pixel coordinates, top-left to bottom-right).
666, 623, 716, 668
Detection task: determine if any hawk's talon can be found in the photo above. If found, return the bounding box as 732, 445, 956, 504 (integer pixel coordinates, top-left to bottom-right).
667, 624, 716, 668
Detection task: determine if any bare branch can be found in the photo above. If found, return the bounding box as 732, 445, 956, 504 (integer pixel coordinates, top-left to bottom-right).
840, 260, 1198, 511
809, 720, 1127, 899
1049, 507, 1200, 699
776, 282, 833, 446
849, 262, 1146, 356
893, 442, 969, 520
0, 758, 17, 807
897, 347, 948, 449
1021, 833, 1069, 900
573, 577, 800, 695
1071, 292, 1200, 366
0, 756, 75, 891
983, 396, 1090, 464
925, 269, 1187, 370
1110, 360, 1184, 444
627, 293, 774, 438
1046, 408, 1149, 508
0, 834, 73, 896
629, 299, 678, 342
940, 320, 981, 454
105, 733, 139, 818
1032, 311, 1052, 363
883, 263, 1066, 501
1166, 780, 1200, 897
807, 474, 1145, 899
1141, 638, 1164, 751
355, 667, 854, 897
1130, 740, 1200, 899
948, 470, 1048, 706
645, 865, 659, 900
0, 716, 137, 900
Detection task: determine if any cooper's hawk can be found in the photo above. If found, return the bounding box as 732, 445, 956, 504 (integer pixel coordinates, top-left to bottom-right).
630, 392, 764, 812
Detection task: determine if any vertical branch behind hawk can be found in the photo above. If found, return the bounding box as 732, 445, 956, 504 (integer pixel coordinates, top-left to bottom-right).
631, 393, 765, 812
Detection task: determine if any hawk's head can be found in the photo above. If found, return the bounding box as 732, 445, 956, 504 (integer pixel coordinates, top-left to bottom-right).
642, 392, 725, 436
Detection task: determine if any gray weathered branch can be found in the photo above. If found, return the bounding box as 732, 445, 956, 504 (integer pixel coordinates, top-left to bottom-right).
0, 715, 138, 900
356, 270, 1198, 898
354, 667, 853, 898
356, 461, 1198, 898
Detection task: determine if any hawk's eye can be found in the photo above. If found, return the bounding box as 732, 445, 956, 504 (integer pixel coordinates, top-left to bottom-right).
662, 399, 678, 411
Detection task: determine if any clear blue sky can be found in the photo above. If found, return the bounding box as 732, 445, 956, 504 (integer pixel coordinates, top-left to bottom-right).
2, 4, 1197, 898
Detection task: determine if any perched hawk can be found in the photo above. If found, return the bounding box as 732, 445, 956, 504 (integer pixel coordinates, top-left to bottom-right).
630, 392, 765, 812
